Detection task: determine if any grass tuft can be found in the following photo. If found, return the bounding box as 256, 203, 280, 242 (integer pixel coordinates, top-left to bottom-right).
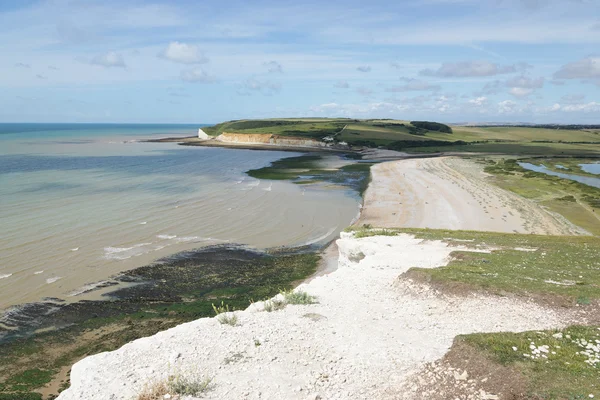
280, 289, 317, 305
212, 301, 238, 326
137, 373, 212, 400
263, 298, 286, 312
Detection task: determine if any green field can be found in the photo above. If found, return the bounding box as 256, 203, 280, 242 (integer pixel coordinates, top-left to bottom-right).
200, 119, 600, 156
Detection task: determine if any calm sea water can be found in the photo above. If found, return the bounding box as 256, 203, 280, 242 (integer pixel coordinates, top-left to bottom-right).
0, 124, 361, 310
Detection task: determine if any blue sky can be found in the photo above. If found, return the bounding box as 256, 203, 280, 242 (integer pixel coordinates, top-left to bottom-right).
0, 0, 599, 123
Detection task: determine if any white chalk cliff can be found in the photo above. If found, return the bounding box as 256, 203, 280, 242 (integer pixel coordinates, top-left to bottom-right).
56, 233, 565, 400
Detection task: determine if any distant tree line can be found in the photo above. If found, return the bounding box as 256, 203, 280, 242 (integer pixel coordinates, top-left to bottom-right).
410, 121, 453, 133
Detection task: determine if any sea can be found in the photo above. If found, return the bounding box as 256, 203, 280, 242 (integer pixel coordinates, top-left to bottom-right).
0, 123, 361, 311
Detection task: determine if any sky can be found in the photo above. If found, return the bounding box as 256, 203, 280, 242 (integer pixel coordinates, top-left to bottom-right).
0, 0, 599, 124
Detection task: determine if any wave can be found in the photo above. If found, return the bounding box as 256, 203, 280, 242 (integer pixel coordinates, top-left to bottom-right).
46, 277, 62, 284
157, 234, 177, 240
71, 247, 79, 252
139, 221, 147, 225
263, 183, 273, 192
34, 271, 44, 275
68, 280, 115, 297
0, 273, 12, 280
302, 226, 338, 247
103, 243, 152, 260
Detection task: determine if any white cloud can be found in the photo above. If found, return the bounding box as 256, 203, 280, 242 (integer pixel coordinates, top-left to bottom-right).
468, 96, 488, 106
554, 56, 600, 82
334, 80, 350, 88
509, 87, 534, 97
90, 52, 126, 68
15, 62, 31, 68
357, 65, 372, 73
505, 75, 544, 89
561, 102, 600, 112
159, 42, 208, 64
497, 100, 519, 114
560, 94, 586, 104
237, 78, 281, 95
356, 87, 373, 96
264, 61, 283, 73
180, 68, 216, 83
386, 78, 441, 92
420, 61, 517, 77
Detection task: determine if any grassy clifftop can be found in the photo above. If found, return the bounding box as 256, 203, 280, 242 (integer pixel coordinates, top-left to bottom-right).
201, 118, 600, 155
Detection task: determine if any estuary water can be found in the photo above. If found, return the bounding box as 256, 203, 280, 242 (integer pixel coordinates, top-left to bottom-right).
0, 124, 361, 310
519, 162, 600, 189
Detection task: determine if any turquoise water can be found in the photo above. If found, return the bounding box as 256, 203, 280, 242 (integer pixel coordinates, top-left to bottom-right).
0, 124, 361, 310
519, 162, 600, 189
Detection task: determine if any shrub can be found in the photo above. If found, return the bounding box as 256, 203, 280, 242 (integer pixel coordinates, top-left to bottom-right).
212, 301, 238, 326
281, 289, 317, 305
137, 374, 212, 400
263, 298, 286, 312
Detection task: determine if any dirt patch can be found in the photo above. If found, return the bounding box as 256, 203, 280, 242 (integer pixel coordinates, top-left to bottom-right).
389, 340, 531, 400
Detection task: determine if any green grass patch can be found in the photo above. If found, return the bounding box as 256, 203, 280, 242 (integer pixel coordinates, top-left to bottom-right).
346, 227, 600, 303
459, 325, 600, 399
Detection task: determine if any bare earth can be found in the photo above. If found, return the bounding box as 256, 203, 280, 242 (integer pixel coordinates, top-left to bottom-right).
359, 157, 583, 235
56, 157, 585, 400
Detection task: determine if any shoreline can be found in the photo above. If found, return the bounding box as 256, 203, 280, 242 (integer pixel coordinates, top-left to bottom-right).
55, 156, 591, 400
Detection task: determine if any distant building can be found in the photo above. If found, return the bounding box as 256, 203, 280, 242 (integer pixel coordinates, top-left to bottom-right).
198, 128, 210, 140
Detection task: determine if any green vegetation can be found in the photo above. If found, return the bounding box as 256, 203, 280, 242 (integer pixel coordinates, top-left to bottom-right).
483, 158, 600, 234
137, 373, 212, 400
458, 326, 599, 399
410, 121, 452, 133
212, 302, 238, 326
263, 298, 286, 312
201, 118, 600, 155
280, 289, 317, 305
0, 250, 319, 399
246, 154, 372, 196
345, 227, 600, 303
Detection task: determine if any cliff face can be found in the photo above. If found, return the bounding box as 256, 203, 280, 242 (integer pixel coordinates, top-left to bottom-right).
216, 132, 329, 148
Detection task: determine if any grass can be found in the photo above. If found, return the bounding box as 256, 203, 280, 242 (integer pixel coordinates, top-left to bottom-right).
483, 158, 600, 235
263, 298, 286, 312
346, 227, 600, 304
458, 325, 600, 399
137, 373, 212, 400
212, 302, 237, 326
280, 289, 317, 305
201, 118, 600, 156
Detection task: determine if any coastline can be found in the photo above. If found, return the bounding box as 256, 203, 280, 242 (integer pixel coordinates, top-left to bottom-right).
55, 156, 591, 400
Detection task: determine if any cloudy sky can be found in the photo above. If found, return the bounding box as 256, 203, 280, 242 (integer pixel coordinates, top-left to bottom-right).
1, 0, 599, 123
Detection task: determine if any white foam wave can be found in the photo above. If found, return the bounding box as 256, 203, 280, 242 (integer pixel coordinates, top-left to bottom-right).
263, 183, 273, 192
0, 274, 12, 280
103, 243, 153, 260
34, 271, 44, 275
139, 221, 147, 225
302, 227, 338, 247
71, 247, 79, 252
157, 234, 177, 240
46, 276, 62, 284
68, 280, 111, 297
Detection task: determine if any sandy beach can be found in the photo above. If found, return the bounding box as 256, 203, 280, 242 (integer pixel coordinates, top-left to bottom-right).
56, 157, 588, 400
359, 157, 582, 235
